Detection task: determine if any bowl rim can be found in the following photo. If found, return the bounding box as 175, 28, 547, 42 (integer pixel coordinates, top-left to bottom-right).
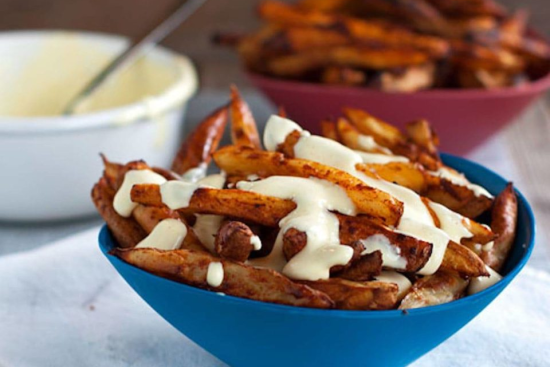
99, 153, 536, 318
0, 30, 198, 134
246, 69, 550, 99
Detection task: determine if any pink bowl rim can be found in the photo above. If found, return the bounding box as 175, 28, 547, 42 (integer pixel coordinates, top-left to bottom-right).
247, 69, 550, 100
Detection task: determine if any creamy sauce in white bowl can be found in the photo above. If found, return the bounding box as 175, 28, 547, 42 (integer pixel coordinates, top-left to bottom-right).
0, 31, 197, 221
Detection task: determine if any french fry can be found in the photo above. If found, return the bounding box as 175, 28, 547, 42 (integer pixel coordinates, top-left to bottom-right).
267, 46, 431, 77
424, 173, 493, 218
215, 221, 255, 262
405, 119, 439, 158
281, 229, 365, 273
336, 214, 433, 272
373, 63, 436, 92
230, 86, 261, 149
424, 0, 504, 18
131, 184, 296, 227
336, 117, 387, 153
113, 247, 334, 309
451, 41, 525, 73
270, 27, 351, 53
336, 251, 383, 281
92, 178, 146, 249
343, 107, 405, 148
213, 145, 404, 226
441, 241, 489, 278
320, 119, 340, 141
297, 0, 354, 13
258, 0, 335, 28
282, 227, 307, 260
301, 278, 398, 310
171, 104, 228, 175
482, 183, 518, 271
356, 162, 427, 193
321, 66, 367, 86
261, 1, 449, 57
363, 162, 428, 193
399, 270, 468, 309
98, 159, 207, 252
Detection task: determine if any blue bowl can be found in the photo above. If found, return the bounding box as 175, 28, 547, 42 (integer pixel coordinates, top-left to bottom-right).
99, 154, 535, 367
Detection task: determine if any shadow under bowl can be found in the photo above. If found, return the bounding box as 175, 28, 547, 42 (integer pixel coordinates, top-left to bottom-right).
99, 154, 535, 367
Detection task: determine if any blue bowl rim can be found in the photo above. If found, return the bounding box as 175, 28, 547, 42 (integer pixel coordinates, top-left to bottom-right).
99, 153, 536, 318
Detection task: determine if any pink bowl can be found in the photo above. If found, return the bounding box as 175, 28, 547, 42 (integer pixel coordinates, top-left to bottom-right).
248, 71, 550, 155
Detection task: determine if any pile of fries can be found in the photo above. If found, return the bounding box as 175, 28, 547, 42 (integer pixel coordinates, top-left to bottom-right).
215, 0, 550, 90
93, 86, 518, 310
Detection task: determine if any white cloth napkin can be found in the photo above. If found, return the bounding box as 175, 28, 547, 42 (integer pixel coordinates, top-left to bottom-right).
0, 228, 549, 367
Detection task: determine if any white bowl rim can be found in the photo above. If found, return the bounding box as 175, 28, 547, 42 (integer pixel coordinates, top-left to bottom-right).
0, 30, 198, 134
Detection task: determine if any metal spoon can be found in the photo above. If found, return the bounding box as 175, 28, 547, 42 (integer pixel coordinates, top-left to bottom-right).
63, 0, 206, 115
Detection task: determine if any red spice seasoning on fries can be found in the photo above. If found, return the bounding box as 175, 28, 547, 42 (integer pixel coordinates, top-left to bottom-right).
92, 87, 518, 310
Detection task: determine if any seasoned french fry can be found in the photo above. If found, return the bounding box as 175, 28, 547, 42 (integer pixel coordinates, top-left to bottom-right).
482, 183, 518, 271
424, 173, 493, 218
320, 119, 340, 141
356, 162, 427, 193
301, 278, 398, 310
258, 0, 335, 28
405, 119, 439, 158
298, 0, 354, 12
321, 66, 367, 86
267, 46, 431, 77
425, 0, 504, 18
131, 184, 296, 227
374, 63, 436, 92
213, 145, 404, 226
215, 221, 255, 262
261, 1, 449, 57
230, 86, 261, 149
399, 270, 468, 309
441, 241, 489, 278
99, 158, 207, 252
336, 117, 391, 154
171, 104, 228, 175
114, 247, 334, 309
92, 178, 146, 249
343, 107, 406, 148
282, 227, 307, 260
336, 251, 383, 281
336, 214, 433, 272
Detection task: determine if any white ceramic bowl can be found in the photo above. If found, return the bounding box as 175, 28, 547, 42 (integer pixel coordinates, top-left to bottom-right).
0, 31, 198, 221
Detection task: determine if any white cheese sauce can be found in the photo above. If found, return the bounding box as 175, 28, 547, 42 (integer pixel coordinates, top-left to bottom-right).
180, 162, 207, 182
250, 235, 262, 251
206, 262, 224, 287
263, 115, 310, 151
113, 170, 167, 217
135, 218, 187, 250
263, 116, 476, 276
193, 215, 224, 253
238, 176, 355, 281
468, 265, 502, 294
161, 173, 226, 210
360, 234, 407, 270
374, 271, 412, 300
